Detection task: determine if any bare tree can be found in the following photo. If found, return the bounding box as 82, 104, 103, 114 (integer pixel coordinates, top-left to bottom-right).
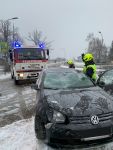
10, 26, 24, 44
0, 20, 24, 48
0, 20, 12, 42
86, 33, 94, 41
0, 19, 24, 67
86, 33, 107, 63
27, 29, 53, 50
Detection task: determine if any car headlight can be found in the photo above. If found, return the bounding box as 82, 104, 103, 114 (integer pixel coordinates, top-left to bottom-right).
53, 110, 65, 123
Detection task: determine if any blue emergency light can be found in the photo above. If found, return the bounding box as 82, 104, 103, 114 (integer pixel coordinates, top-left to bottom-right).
38, 42, 45, 49
12, 41, 22, 48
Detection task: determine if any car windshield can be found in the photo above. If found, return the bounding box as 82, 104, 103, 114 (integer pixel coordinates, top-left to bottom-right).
44, 70, 94, 89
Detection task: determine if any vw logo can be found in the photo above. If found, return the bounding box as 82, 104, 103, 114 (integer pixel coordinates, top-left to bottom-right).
91, 115, 99, 125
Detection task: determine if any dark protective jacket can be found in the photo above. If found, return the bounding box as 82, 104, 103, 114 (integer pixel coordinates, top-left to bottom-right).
69, 64, 75, 68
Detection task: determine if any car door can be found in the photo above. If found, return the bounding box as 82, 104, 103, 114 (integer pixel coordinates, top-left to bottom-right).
97, 69, 113, 95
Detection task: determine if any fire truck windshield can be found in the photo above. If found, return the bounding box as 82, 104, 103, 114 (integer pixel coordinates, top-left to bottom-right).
14, 48, 46, 60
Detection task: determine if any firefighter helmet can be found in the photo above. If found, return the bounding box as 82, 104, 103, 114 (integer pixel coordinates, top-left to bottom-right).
83, 53, 93, 62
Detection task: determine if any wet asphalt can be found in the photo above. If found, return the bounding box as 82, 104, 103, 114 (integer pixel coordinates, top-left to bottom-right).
0, 67, 36, 127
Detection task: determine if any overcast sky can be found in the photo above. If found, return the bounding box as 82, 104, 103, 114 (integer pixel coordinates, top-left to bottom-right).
1, 0, 113, 59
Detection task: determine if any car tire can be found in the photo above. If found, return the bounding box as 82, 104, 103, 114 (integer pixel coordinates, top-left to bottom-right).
35, 115, 46, 140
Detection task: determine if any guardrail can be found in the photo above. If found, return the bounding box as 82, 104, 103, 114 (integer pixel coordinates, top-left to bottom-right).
47, 62, 65, 68
47, 61, 113, 74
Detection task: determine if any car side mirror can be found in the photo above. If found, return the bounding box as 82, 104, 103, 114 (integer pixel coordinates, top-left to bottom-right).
31, 84, 40, 90
47, 49, 49, 56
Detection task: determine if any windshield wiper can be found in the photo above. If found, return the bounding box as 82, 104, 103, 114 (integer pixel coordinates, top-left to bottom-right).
44, 87, 60, 90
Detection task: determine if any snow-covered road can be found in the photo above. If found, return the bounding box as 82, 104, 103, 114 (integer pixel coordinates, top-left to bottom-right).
1, 117, 113, 150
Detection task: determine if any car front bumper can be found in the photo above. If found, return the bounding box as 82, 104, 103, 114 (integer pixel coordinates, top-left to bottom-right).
45, 121, 113, 144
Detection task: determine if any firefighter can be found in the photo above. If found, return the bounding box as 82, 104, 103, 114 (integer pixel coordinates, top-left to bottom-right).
82, 53, 97, 82
67, 59, 75, 68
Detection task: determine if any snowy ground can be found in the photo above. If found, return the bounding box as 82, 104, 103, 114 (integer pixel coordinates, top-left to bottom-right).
1, 117, 113, 150
0, 117, 36, 150
0, 72, 11, 80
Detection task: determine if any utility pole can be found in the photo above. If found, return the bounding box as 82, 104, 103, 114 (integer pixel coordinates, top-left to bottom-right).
8, 17, 19, 43
98, 31, 104, 63
98, 31, 104, 45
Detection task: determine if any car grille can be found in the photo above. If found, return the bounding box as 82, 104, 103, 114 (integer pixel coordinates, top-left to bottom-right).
69, 112, 113, 124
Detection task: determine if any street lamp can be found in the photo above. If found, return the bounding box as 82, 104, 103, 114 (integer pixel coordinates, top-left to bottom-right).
98, 31, 104, 45
98, 31, 104, 63
9, 17, 19, 42
10, 17, 19, 20
5, 17, 19, 43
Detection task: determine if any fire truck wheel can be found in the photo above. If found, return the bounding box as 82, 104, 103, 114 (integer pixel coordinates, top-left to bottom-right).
11, 73, 14, 79
14, 79, 19, 85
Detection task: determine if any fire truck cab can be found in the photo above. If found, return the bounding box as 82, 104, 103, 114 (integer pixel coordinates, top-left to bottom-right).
10, 47, 49, 84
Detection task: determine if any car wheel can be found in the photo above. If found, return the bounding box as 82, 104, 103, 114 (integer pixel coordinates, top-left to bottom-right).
35, 115, 46, 140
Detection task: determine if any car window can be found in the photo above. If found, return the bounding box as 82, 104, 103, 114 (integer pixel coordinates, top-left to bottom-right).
99, 70, 113, 85
44, 71, 94, 89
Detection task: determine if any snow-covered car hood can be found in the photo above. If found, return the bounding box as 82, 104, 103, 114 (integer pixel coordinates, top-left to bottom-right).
44, 86, 113, 116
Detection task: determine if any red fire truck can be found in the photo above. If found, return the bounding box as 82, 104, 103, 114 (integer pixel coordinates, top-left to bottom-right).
10, 47, 49, 84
